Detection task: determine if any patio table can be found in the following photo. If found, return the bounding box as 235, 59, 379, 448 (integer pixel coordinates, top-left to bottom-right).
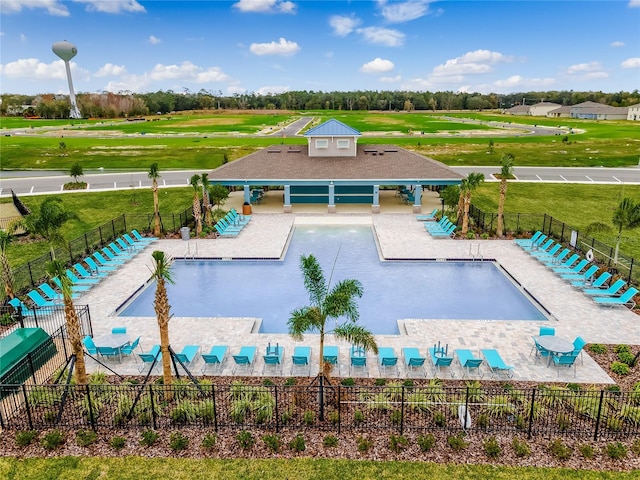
534, 336, 573, 366
94, 333, 130, 349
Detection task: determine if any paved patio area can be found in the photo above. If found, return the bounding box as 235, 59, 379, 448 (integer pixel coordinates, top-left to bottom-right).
73, 207, 640, 386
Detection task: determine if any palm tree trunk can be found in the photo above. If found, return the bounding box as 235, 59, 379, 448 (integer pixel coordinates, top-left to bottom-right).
155, 278, 173, 399
496, 179, 507, 237
203, 189, 212, 227
64, 297, 87, 384
462, 194, 471, 235
193, 194, 202, 236
0, 252, 15, 299
456, 192, 464, 224
152, 180, 161, 237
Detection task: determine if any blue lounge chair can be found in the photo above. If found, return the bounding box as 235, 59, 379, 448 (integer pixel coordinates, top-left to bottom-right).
230, 208, 251, 223
138, 345, 162, 373
481, 349, 514, 379
218, 217, 243, 232
74, 262, 108, 280
560, 264, 599, 282
214, 223, 240, 237
202, 345, 228, 373
530, 242, 561, 257
232, 346, 257, 374
349, 345, 367, 376
27, 290, 57, 308
132, 229, 157, 242
583, 278, 627, 297
106, 243, 134, 260
402, 347, 426, 377
38, 283, 74, 301
548, 253, 579, 271
455, 349, 483, 378
93, 251, 125, 267
116, 237, 139, 254
540, 248, 571, 266
83, 336, 98, 355
429, 346, 454, 377
52, 276, 91, 293
528, 238, 554, 255
120, 336, 141, 359
571, 271, 611, 289
123, 233, 149, 250
291, 346, 311, 376
9, 297, 36, 316
262, 343, 284, 374
593, 287, 638, 309
552, 258, 589, 275
378, 347, 399, 377
66, 269, 100, 285
514, 231, 542, 247
85, 256, 117, 274
430, 224, 457, 238
174, 345, 201, 368
416, 208, 439, 221
425, 216, 450, 231
101, 246, 129, 263
225, 211, 249, 227
521, 234, 548, 251
322, 345, 339, 370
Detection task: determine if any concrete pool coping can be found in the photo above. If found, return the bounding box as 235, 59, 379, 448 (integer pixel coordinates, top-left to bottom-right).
78, 213, 639, 385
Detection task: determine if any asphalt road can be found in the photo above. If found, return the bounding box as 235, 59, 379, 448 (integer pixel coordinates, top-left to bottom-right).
1, 166, 638, 198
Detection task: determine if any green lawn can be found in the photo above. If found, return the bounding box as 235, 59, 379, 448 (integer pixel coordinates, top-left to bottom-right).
0, 457, 635, 480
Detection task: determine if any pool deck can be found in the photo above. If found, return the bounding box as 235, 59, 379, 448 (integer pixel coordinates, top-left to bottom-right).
78, 211, 639, 385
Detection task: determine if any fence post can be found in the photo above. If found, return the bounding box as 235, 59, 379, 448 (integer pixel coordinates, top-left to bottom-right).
400, 386, 406, 435
99, 226, 104, 245
527, 388, 536, 439
28, 352, 37, 384
337, 385, 341, 435
111, 219, 116, 238
85, 384, 97, 431
28, 262, 35, 287
22, 384, 34, 430
593, 390, 605, 441
123, 214, 127, 233
0, 391, 5, 429
84, 233, 89, 253
149, 384, 158, 430
560, 223, 565, 243
212, 384, 218, 432
274, 385, 280, 433
629, 258, 634, 284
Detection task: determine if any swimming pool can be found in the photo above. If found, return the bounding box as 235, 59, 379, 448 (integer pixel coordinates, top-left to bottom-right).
118, 225, 548, 334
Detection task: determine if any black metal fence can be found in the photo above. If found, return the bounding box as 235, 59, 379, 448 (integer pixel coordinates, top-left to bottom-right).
468, 205, 638, 285
0, 304, 92, 340
11, 206, 194, 293
1, 381, 638, 441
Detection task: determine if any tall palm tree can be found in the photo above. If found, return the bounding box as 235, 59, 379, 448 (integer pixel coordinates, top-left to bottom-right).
189, 174, 202, 236
46, 259, 87, 385
21, 197, 77, 258
496, 153, 515, 237
460, 172, 485, 235
288, 254, 377, 377
201, 172, 212, 227
150, 250, 174, 396
148, 163, 161, 237
0, 231, 16, 299
612, 197, 640, 264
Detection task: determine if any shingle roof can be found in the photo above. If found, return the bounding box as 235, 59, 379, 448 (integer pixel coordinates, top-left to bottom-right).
210, 144, 462, 184
304, 118, 362, 137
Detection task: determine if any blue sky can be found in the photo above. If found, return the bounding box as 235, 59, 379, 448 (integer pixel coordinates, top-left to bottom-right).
1, 0, 639, 96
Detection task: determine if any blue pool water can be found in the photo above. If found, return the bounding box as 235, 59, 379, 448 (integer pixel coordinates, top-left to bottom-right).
119, 226, 547, 334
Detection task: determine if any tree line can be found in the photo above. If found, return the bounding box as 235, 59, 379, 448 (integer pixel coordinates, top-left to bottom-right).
1, 88, 638, 119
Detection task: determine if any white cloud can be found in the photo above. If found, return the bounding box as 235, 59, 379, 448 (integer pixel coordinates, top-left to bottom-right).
149, 61, 231, 83
227, 85, 247, 95
379, 75, 402, 83
630, 0, 640, 7
72, 0, 146, 14
356, 26, 405, 47
360, 57, 394, 74
493, 75, 555, 89
233, 0, 296, 14
0, 58, 89, 80
378, 0, 433, 23
329, 15, 361, 37
0, 0, 69, 16
149, 35, 161, 44
432, 49, 514, 77
249, 37, 300, 56
256, 85, 289, 95
94, 63, 127, 77
610, 41, 625, 48
20, 33, 27, 42
622, 57, 640, 68
565, 61, 603, 75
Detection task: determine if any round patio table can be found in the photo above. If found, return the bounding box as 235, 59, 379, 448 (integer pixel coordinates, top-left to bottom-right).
534, 336, 573, 366
93, 333, 130, 349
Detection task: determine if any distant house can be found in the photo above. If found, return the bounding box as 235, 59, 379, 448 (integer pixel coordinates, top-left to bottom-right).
627, 104, 640, 121
505, 105, 530, 115
569, 101, 629, 120
304, 118, 360, 157
529, 102, 561, 117
546, 105, 572, 118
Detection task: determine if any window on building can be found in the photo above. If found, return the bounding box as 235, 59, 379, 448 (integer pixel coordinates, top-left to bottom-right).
337, 139, 350, 149
315, 139, 329, 149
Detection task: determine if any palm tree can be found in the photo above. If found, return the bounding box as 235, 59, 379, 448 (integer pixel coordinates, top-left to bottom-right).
150, 250, 174, 396
0, 231, 16, 299
46, 259, 87, 385
496, 153, 515, 237
21, 197, 77, 258
460, 172, 485, 235
201, 172, 212, 227
612, 197, 640, 264
288, 254, 378, 377
189, 174, 202, 236
148, 163, 161, 237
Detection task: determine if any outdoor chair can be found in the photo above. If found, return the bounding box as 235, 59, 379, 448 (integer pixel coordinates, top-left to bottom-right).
416, 208, 439, 221
112, 327, 127, 334
97, 346, 121, 362
26, 290, 56, 308
322, 346, 339, 374
120, 336, 141, 359
132, 229, 158, 242
349, 345, 367, 376
74, 262, 108, 280
402, 347, 426, 378
377, 347, 399, 377
291, 346, 311, 376
138, 345, 162, 373
38, 283, 75, 302
174, 345, 201, 369
83, 336, 98, 356
551, 352, 579, 377
52, 276, 92, 294
514, 231, 542, 248
454, 349, 483, 378
429, 345, 454, 377
232, 346, 257, 374
571, 271, 611, 289
583, 278, 627, 297
262, 343, 284, 375
201, 345, 228, 374
85, 256, 117, 274
593, 287, 638, 309
481, 349, 514, 379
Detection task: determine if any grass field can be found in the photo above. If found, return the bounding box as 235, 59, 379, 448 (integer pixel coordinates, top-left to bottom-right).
0, 457, 635, 480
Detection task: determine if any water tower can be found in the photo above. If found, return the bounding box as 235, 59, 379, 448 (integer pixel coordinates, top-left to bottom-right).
52, 40, 82, 119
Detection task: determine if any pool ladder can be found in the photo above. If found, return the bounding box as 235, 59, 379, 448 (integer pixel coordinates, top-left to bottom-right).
469, 243, 483, 261
185, 241, 198, 260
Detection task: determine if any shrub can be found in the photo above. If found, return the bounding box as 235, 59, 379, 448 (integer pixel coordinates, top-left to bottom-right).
556, 413, 572, 430
374, 378, 386, 386
354, 409, 365, 424
170, 400, 197, 424
303, 411, 315, 425
15, 430, 38, 447
614, 344, 631, 354
284, 378, 296, 386
483, 436, 501, 458
262, 378, 274, 386
323, 435, 338, 448
512, 437, 531, 457
357, 436, 372, 453
328, 410, 340, 425
466, 232, 476, 239
417, 433, 436, 452
262, 434, 282, 453
389, 434, 408, 453
402, 379, 414, 388
75, 429, 98, 447
611, 361, 631, 376
589, 344, 607, 354
447, 434, 468, 451
579, 443, 595, 459
566, 383, 581, 392
201, 432, 217, 450
548, 438, 572, 460
109, 436, 126, 451
631, 439, 640, 455
236, 430, 254, 450
341, 378, 355, 387
476, 413, 489, 430
390, 410, 403, 425
289, 434, 306, 453
618, 351, 635, 366
434, 410, 446, 427
606, 441, 627, 460
169, 431, 189, 451
140, 429, 159, 447
41, 430, 64, 450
